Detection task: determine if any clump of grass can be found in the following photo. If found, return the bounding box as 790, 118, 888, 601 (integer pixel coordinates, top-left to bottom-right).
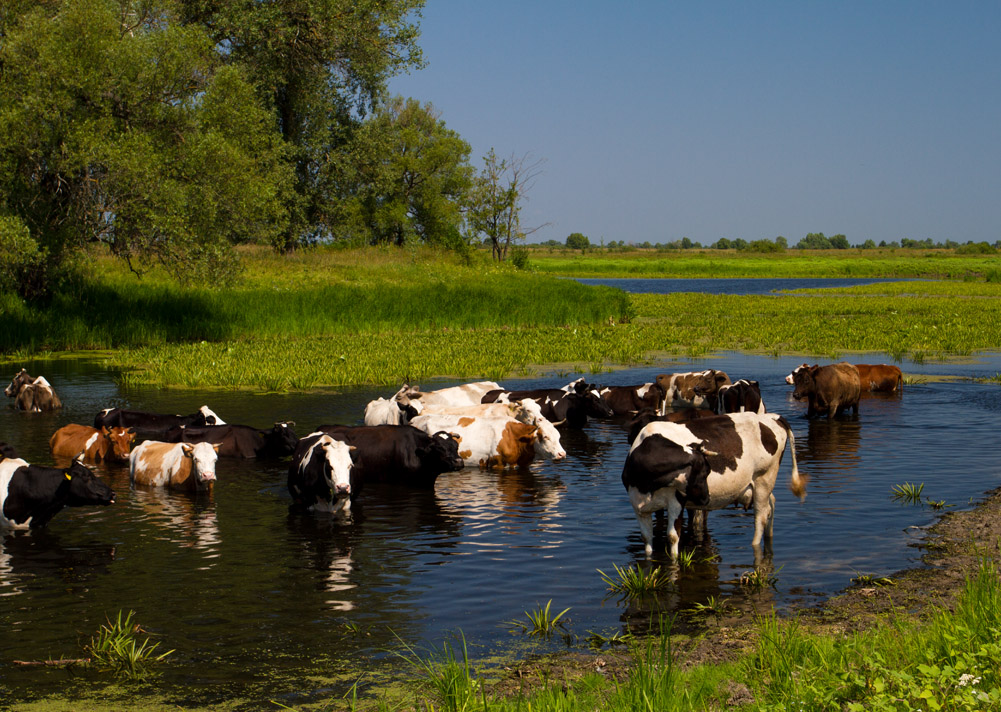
892, 481, 925, 504
850, 572, 896, 587
85, 610, 173, 680
585, 629, 634, 650
740, 567, 780, 591
507, 600, 571, 638
598, 563, 675, 598
688, 595, 730, 621
393, 634, 480, 712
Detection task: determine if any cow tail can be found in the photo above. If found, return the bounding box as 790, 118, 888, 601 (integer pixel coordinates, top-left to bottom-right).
777, 415, 806, 500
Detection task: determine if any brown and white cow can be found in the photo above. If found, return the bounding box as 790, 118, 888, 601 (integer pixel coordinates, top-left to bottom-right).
4, 369, 62, 412
50, 424, 136, 463
409, 413, 566, 469
786, 363, 901, 393
656, 370, 731, 411
716, 379, 766, 414
855, 364, 903, 392
130, 441, 220, 491
623, 412, 805, 559
791, 362, 861, 418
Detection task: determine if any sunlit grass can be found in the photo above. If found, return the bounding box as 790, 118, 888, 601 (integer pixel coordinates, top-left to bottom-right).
598, 562, 675, 598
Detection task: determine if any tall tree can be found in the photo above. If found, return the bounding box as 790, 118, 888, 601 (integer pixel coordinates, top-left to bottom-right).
333, 96, 472, 246
174, 0, 426, 251
0, 0, 291, 296
467, 149, 547, 261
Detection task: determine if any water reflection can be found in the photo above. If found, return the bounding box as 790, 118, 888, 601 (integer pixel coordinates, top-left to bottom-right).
130, 488, 221, 561
0, 529, 117, 597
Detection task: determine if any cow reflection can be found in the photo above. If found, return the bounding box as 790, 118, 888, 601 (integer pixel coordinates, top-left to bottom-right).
132, 488, 220, 557
286, 518, 356, 612
0, 529, 116, 597
436, 468, 566, 532
798, 417, 863, 478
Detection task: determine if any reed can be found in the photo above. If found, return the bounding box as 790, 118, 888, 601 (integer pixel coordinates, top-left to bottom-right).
85, 610, 173, 680
598, 562, 675, 598
507, 600, 572, 638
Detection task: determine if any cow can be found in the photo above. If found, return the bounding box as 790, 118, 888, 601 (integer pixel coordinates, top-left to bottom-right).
409, 413, 566, 469
130, 441, 220, 491
313, 424, 463, 489
855, 364, 903, 392
4, 369, 62, 412
0, 442, 17, 459
656, 370, 732, 411
287, 433, 356, 514
625, 407, 718, 444
364, 385, 423, 425
163, 422, 297, 459
1, 455, 115, 529
481, 380, 614, 427
49, 424, 136, 463
596, 382, 667, 416
94, 405, 225, 437
716, 379, 766, 415
791, 362, 861, 418
395, 381, 503, 410
623, 412, 805, 559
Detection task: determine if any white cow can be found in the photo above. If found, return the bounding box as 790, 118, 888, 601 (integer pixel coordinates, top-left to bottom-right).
409, 412, 566, 469
395, 381, 502, 410
622, 412, 804, 559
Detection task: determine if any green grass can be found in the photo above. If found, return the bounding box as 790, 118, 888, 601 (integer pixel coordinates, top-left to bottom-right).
85, 610, 173, 680
598, 562, 675, 599
507, 600, 572, 638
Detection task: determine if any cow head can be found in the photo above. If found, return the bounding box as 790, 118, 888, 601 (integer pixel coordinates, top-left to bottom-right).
181, 442, 220, 488
785, 364, 813, 385
791, 366, 820, 401
319, 437, 354, 499
681, 443, 715, 509
418, 431, 464, 474
531, 421, 567, 460
64, 457, 116, 507
269, 422, 299, 456
102, 427, 136, 462
568, 380, 614, 418
194, 405, 225, 426
4, 368, 33, 398
691, 370, 732, 396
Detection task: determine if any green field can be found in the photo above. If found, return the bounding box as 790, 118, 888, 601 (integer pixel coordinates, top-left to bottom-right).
3, 246, 1001, 389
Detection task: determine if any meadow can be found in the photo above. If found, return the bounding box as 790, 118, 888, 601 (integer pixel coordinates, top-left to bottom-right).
3, 246, 1001, 389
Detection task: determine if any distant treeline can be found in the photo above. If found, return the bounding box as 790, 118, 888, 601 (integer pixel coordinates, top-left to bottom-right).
535, 231, 1000, 253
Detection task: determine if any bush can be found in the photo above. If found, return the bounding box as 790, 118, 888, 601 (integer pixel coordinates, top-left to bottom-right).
509, 247, 531, 270
0, 216, 49, 300
566, 232, 590, 251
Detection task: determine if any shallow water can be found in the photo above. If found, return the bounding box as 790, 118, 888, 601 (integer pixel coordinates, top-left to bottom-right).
2, 352, 1000, 708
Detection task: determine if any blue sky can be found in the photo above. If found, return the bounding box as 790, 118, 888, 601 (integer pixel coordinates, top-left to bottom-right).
390, 2, 1001, 246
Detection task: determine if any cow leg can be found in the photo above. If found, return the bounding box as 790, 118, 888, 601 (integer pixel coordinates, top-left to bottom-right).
665, 498, 683, 560
636, 511, 655, 557
750, 484, 776, 549
765, 493, 776, 540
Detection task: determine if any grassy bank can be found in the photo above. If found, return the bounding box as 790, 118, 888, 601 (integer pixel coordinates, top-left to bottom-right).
4, 246, 1001, 389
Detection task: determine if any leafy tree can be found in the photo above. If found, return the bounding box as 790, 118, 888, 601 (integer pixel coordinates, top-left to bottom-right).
174, 0, 425, 251
712, 238, 732, 249
797, 232, 833, 249
680, 236, 694, 249
829, 234, 850, 249
0, 1, 291, 296
732, 238, 748, 250
747, 239, 783, 253
861, 239, 877, 249
467, 149, 547, 261
333, 96, 472, 246
565, 232, 590, 251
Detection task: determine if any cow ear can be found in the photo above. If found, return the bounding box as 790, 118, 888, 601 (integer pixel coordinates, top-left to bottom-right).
181, 443, 194, 456
212, 444, 221, 453
102, 426, 112, 436
74, 452, 86, 464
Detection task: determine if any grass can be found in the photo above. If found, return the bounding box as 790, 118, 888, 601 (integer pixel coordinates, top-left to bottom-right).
892, 481, 926, 504
507, 600, 572, 638
85, 610, 173, 680
4, 246, 1001, 389
598, 562, 675, 599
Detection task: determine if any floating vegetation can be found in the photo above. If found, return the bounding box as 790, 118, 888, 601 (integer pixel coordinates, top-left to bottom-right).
585, 629, 635, 650
86, 610, 173, 680
739, 567, 780, 592
851, 572, 897, 587
687, 595, 730, 621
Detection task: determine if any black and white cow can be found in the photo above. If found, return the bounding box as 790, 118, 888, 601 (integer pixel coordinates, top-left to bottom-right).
481, 379, 613, 427
622, 412, 805, 559
314, 424, 464, 489
4, 369, 62, 411
164, 422, 297, 459
287, 433, 355, 515
0, 455, 115, 529
94, 406, 225, 438
716, 379, 766, 415
597, 381, 667, 416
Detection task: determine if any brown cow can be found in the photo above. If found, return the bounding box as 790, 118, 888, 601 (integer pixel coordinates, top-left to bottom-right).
855, 364, 903, 392
130, 441, 220, 491
4, 369, 62, 412
50, 424, 135, 463
791, 362, 861, 418
656, 370, 732, 411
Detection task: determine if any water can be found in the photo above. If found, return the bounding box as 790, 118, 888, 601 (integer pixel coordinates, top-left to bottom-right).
575, 277, 900, 294
2, 353, 1001, 708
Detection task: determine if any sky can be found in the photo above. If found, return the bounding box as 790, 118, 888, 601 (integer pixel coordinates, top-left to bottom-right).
389, 2, 1001, 246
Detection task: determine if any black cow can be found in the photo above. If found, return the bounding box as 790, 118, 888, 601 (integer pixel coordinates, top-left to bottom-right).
94, 405, 224, 437
314, 424, 463, 489
287, 433, 356, 515
0, 442, 17, 459
481, 379, 613, 427
4, 369, 62, 411
597, 382, 667, 416
716, 379, 765, 415
625, 407, 718, 444
0, 456, 115, 529
164, 422, 298, 459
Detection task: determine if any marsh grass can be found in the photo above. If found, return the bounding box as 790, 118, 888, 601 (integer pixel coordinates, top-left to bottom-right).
507, 600, 571, 638
598, 563, 675, 599
892, 481, 925, 504
86, 610, 173, 680
393, 634, 481, 712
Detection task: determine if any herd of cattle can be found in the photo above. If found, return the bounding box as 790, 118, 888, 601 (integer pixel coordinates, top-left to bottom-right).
0, 361, 903, 559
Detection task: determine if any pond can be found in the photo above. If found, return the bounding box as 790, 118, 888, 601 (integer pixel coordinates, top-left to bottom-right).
574, 277, 902, 294
2, 351, 1001, 708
